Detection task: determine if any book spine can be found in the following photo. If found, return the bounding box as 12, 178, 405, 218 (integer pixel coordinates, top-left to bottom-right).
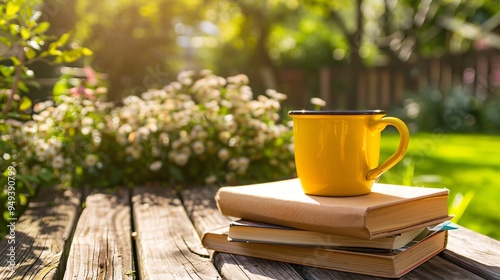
216, 189, 371, 239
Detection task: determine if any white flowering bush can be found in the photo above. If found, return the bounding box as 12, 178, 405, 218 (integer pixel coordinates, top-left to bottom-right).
6, 70, 295, 189
1, 96, 111, 237
106, 70, 295, 186
8, 97, 113, 187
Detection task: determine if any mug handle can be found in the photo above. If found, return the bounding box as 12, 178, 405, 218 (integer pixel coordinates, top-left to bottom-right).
366, 117, 410, 180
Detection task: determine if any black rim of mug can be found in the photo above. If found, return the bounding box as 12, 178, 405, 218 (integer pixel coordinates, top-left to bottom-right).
288, 110, 386, 115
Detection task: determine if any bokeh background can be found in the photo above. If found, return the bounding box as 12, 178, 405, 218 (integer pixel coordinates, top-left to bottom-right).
1, 0, 499, 240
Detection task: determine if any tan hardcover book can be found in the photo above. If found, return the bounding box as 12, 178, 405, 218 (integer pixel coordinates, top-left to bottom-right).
216, 178, 451, 239
228, 219, 426, 249
202, 226, 448, 278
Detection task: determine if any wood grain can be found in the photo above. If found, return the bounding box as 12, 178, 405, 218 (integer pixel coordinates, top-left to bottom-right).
441, 225, 500, 280
291, 232, 488, 280
214, 253, 304, 280
180, 186, 304, 280
132, 186, 220, 279
3, 183, 500, 280
63, 188, 133, 280
292, 254, 484, 280
0, 186, 81, 280
180, 185, 232, 235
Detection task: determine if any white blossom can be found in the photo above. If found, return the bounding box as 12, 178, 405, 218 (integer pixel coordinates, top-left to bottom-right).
159, 132, 170, 146
205, 175, 217, 185
192, 141, 205, 155
228, 158, 239, 170
125, 145, 142, 159
149, 161, 163, 172
85, 154, 99, 167
52, 155, 65, 169
82, 117, 94, 126
174, 152, 189, 166
237, 157, 250, 174
310, 97, 326, 107
81, 126, 91, 135
219, 131, 231, 143
227, 74, 249, 85
218, 148, 230, 161
61, 173, 72, 183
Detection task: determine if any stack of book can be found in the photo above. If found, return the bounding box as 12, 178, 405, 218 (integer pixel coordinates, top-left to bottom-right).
201, 178, 453, 278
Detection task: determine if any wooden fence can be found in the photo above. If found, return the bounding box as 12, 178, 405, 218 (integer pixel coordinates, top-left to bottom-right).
279, 49, 500, 110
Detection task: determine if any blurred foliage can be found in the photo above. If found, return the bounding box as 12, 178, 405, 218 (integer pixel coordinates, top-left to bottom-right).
52, 65, 108, 103
73, 0, 205, 100
0, 0, 91, 238
0, 0, 91, 115
3, 0, 500, 240
379, 133, 500, 240
4, 69, 295, 186
69, 0, 500, 101
380, 157, 475, 224
0, 120, 35, 239
390, 86, 500, 133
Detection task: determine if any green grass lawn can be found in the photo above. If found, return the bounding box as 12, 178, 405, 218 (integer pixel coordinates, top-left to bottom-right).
379, 132, 500, 240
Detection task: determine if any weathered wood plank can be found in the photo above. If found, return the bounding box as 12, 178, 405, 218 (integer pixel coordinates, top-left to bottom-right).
132, 186, 220, 279
180, 185, 232, 236
292, 255, 483, 280
180, 186, 304, 280
290, 229, 491, 280
441, 225, 500, 280
63, 188, 133, 280
214, 253, 305, 280
0, 185, 81, 279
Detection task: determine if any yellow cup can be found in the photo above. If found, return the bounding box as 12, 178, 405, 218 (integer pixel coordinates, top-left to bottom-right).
289, 110, 409, 196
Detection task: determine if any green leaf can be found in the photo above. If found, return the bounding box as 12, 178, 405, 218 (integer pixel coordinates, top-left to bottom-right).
19, 96, 32, 111
18, 193, 28, 206
110, 169, 124, 184
6, 2, 20, 18
17, 174, 40, 185
82, 47, 93, 56
168, 165, 185, 181
25, 47, 37, 60
0, 65, 15, 76
48, 48, 63, 56
76, 166, 83, 176
40, 168, 54, 182
18, 176, 33, 190
2, 167, 9, 177
52, 79, 69, 102
0, 36, 11, 47
53, 56, 63, 64
54, 33, 70, 47
11, 56, 21, 66
62, 49, 83, 63
20, 28, 31, 40
17, 81, 29, 92
33, 22, 50, 35
450, 191, 476, 223
9, 24, 19, 36
3, 211, 10, 222
25, 78, 41, 89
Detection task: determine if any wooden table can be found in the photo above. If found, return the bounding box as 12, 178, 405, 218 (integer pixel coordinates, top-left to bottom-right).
0, 184, 499, 279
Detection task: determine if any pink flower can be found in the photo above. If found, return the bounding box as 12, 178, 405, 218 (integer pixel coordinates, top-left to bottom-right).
68, 82, 96, 100
83, 65, 98, 86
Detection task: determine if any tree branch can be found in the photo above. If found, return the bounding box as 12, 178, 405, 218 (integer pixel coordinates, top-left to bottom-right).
2, 49, 25, 115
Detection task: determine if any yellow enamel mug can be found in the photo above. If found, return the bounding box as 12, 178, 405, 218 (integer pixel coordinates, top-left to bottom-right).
289, 110, 409, 196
